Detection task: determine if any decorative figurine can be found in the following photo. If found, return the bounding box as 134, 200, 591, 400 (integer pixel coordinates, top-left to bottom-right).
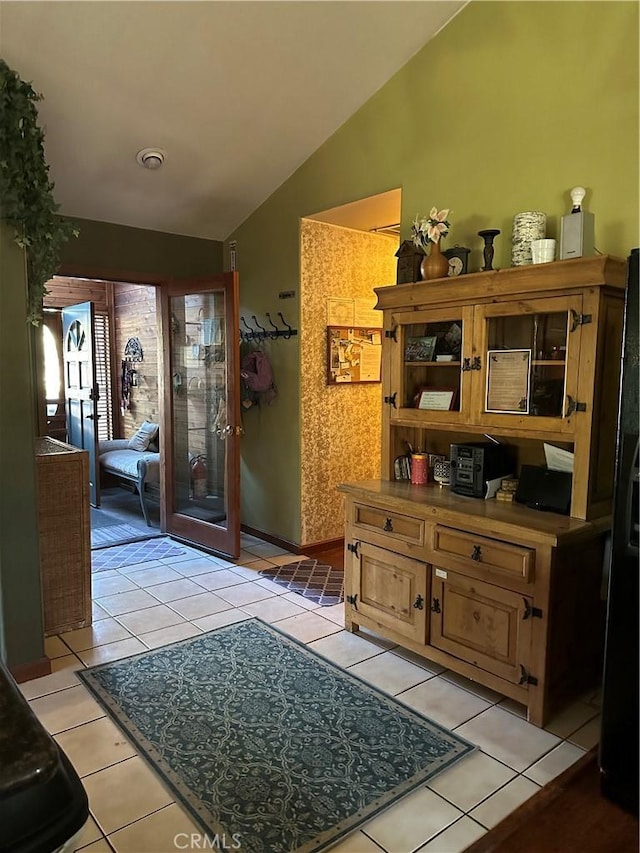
478, 229, 501, 271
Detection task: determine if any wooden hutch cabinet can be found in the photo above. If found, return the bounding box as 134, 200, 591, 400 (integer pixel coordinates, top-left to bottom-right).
339, 255, 626, 726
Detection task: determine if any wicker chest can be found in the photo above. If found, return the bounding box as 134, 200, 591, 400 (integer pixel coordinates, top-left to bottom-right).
35, 438, 91, 636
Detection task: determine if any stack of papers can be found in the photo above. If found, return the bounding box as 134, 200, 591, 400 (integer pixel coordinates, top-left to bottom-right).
544, 443, 574, 473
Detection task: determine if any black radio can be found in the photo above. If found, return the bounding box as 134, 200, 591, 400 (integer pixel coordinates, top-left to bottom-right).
450, 442, 513, 498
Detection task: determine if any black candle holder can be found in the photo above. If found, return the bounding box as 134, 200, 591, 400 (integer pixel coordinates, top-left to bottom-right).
478, 229, 500, 271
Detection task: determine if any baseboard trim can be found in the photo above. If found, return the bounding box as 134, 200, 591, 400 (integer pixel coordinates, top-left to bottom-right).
241, 525, 343, 556
9, 656, 52, 684
300, 538, 344, 555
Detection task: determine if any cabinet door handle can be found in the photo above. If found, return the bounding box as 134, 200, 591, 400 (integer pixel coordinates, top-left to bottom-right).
431, 597, 441, 613
472, 356, 482, 371
413, 594, 424, 610
470, 545, 482, 561
384, 517, 393, 532
461, 358, 472, 372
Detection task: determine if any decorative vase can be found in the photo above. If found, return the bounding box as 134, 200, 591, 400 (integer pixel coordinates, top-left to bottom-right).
420, 240, 450, 280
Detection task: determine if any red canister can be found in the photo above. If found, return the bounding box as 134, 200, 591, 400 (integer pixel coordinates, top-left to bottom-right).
410, 453, 428, 485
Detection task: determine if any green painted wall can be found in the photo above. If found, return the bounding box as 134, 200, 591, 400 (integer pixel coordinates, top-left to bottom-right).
59, 217, 223, 279
229, 0, 639, 546
0, 217, 222, 669
0, 223, 45, 668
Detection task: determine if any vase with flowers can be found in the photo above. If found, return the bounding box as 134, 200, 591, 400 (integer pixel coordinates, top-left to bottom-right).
411, 208, 452, 280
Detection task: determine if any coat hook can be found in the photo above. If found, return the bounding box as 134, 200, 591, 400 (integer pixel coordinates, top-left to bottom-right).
265, 312, 279, 340
252, 315, 267, 341
278, 312, 293, 339
241, 316, 254, 340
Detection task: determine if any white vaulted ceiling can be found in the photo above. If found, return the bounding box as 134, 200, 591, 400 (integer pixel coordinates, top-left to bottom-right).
0, 1, 465, 241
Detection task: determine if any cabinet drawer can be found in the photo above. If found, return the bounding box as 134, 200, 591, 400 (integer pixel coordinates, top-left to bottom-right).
432, 526, 534, 584
352, 502, 425, 547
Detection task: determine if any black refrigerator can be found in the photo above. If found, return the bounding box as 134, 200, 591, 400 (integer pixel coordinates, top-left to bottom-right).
599, 247, 639, 814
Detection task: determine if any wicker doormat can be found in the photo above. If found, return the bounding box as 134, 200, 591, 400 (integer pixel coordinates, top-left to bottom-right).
259, 559, 344, 606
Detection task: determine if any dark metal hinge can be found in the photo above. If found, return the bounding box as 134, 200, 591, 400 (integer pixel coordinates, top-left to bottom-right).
347, 541, 360, 559
522, 599, 543, 620
346, 593, 358, 610
565, 395, 587, 416
385, 326, 398, 342
570, 310, 593, 332
518, 664, 538, 686
384, 392, 397, 409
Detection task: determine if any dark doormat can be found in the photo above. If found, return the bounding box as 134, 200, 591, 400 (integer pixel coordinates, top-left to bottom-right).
259, 559, 344, 606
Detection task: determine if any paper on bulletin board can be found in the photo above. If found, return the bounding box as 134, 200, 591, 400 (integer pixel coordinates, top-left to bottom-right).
354, 297, 382, 328
327, 297, 382, 328
327, 298, 354, 326
358, 337, 382, 380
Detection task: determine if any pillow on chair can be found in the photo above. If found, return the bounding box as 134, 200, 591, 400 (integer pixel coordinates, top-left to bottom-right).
128, 421, 160, 452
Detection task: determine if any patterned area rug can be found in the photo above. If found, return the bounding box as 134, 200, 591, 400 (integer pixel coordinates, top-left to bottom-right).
79, 619, 475, 853
91, 538, 186, 572
259, 559, 344, 606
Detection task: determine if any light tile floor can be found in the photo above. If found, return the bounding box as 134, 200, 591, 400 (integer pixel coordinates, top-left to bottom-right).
23, 533, 602, 853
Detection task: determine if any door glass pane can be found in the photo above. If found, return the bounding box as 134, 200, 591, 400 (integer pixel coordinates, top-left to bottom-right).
170, 291, 228, 525
486, 312, 568, 417
402, 318, 463, 410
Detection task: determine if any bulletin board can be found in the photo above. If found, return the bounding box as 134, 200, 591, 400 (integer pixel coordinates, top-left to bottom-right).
326, 326, 382, 384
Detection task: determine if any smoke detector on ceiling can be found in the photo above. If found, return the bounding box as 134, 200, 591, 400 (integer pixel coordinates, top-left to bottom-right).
136, 148, 165, 170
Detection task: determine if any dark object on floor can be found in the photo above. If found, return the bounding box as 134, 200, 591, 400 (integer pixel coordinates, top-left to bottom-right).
259, 558, 344, 605
464, 749, 639, 853
79, 619, 474, 852
92, 538, 186, 572
0, 659, 89, 853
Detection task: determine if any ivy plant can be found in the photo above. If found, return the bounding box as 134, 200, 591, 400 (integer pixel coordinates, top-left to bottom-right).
0, 59, 77, 324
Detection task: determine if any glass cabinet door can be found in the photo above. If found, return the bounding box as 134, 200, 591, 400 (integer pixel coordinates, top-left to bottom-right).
390, 307, 474, 424
472, 296, 584, 432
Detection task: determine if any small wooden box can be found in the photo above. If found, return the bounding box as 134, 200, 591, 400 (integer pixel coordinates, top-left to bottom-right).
35, 438, 92, 636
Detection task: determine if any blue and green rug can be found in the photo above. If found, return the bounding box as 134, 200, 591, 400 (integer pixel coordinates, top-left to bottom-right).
79, 619, 475, 852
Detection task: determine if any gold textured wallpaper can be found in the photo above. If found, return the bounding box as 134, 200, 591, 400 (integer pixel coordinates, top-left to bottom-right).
300, 220, 397, 545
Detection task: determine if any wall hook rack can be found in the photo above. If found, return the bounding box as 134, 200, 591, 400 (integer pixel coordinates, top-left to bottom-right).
240, 313, 298, 343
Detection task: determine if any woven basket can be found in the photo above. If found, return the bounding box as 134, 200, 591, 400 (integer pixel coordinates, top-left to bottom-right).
36, 438, 92, 636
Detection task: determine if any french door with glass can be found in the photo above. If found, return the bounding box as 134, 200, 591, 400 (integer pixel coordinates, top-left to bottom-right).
159, 273, 241, 558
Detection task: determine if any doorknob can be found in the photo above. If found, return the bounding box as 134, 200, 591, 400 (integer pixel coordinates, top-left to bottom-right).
85, 414, 101, 420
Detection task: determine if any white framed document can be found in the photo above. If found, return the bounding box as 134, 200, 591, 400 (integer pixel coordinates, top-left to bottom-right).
416, 387, 457, 411
486, 349, 531, 414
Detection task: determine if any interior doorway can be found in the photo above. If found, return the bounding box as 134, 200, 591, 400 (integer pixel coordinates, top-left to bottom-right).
298, 188, 401, 547
35, 275, 163, 543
